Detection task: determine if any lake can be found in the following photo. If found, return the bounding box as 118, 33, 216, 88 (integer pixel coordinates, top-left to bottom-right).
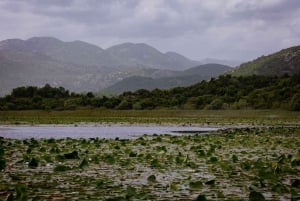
0, 125, 218, 139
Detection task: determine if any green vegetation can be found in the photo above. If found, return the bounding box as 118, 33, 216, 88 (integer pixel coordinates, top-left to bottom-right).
0, 109, 299, 125
230, 45, 300, 76
1, 74, 300, 111
0, 127, 299, 200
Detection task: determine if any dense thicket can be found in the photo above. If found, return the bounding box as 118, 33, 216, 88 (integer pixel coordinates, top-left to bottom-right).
1, 74, 300, 111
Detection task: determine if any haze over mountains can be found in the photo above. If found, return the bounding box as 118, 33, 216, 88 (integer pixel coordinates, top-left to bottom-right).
0, 37, 232, 96
1, 36, 298, 97
105, 64, 230, 94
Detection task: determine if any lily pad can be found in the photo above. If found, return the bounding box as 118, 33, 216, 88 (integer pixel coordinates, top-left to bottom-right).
147, 175, 156, 183
53, 164, 72, 172
249, 191, 265, 201
63, 151, 79, 159
28, 157, 38, 168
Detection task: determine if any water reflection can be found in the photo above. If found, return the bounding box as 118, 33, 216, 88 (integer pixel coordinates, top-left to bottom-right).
0, 125, 218, 139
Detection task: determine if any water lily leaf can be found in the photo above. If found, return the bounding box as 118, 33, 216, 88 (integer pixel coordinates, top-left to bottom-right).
292, 179, 300, 188
209, 156, 218, 163
126, 185, 136, 197
53, 164, 72, 172
205, 179, 215, 185
232, 154, 238, 163
79, 158, 89, 169
0, 148, 4, 158
28, 157, 38, 168
106, 196, 126, 201
150, 159, 160, 168
291, 158, 300, 166
190, 181, 203, 189
104, 154, 116, 165
195, 195, 207, 201
147, 175, 156, 183
271, 183, 290, 193
63, 151, 79, 159
15, 184, 28, 201
249, 191, 265, 201
0, 159, 6, 170
6, 193, 14, 201
129, 152, 137, 157
170, 182, 177, 191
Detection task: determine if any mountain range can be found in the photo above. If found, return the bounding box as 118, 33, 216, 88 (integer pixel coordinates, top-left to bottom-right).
1, 36, 298, 97
0, 37, 230, 96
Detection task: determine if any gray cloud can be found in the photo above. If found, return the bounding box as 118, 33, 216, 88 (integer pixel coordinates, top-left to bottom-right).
0, 0, 299, 61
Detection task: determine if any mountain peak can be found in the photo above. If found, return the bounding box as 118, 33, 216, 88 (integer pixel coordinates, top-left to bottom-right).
0, 38, 25, 50
107, 42, 159, 52
27, 36, 62, 43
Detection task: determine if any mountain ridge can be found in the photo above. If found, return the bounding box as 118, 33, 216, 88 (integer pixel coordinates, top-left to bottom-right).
104, 64, 231, 94
230, 45, 300, 76
0, 36, 204, 96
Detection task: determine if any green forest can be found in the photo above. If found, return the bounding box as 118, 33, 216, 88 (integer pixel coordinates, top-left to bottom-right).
1, 74, 300, 111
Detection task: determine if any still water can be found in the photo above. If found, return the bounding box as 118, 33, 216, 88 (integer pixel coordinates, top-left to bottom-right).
0, 125, 218, 139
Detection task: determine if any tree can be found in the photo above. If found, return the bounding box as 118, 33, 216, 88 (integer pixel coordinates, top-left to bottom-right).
289, 93, 300, 111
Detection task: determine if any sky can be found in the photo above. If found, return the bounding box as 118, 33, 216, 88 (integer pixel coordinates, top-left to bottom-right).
0, 0, 299, 62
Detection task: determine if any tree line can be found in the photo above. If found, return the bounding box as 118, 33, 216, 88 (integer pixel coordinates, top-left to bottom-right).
0, 74, 299, 111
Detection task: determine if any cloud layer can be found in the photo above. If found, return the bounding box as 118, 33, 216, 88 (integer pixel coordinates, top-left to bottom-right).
0, 0, 299, 61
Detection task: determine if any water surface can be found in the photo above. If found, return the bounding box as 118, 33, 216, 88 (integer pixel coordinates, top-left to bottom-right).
0, 125, 218, 139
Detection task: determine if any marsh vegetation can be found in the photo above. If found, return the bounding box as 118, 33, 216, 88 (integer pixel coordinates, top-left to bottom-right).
0, 127, 299, 200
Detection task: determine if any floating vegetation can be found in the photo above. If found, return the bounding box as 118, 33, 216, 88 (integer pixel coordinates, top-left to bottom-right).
28, 157, 38, 168
0, 127, 299, 200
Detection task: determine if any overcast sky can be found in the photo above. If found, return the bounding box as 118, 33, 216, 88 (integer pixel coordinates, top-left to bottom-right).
0, 0, 299, 62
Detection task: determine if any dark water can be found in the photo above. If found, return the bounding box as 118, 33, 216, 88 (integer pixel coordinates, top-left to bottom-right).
0, 125, 218, 139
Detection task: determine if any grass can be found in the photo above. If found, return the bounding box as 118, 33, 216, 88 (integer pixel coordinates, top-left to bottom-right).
0, 109, 299, 126
0, 127, 299, 200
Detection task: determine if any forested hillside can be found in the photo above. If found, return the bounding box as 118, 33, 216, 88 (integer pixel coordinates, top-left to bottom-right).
1, 74, 299, 111
104, 64, 231, 94
230, 45, 300, 76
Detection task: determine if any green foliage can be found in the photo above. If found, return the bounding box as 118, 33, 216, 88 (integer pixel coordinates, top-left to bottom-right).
232, 154, 238, 163
189, 181, 203, 189
195, 195, 207, 201
53, 164, 72, 172
28, 157, 39, 168
230, 45, 300, 76
1, 74, 300, 111
289, 93, 300, 111
6, 193, 14, 201
63, 151, 79, 159
0, 159, 6, 170
249, 191, 265, 201
147, 175, 156, 183
79, 158, 89, 169
15, 184, 28, 201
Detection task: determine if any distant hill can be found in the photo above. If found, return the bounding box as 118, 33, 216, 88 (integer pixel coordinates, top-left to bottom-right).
104, 64, 231, 94
106, 43, 199, 70
0, 37, 201, 96
230, 45, 300, 76
199, 58, 243, 67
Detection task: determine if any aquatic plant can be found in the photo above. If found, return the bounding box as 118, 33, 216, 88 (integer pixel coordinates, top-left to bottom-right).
28, 157, 38, 168
53, 164, 72, 172
195, 195, 207, 201
0, 159, 5, 170
249, 191, 265, 201
0, 126, 299, 200
63, 150, 79, 159
79, 158, 89, 169
147, 175, 156, 183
